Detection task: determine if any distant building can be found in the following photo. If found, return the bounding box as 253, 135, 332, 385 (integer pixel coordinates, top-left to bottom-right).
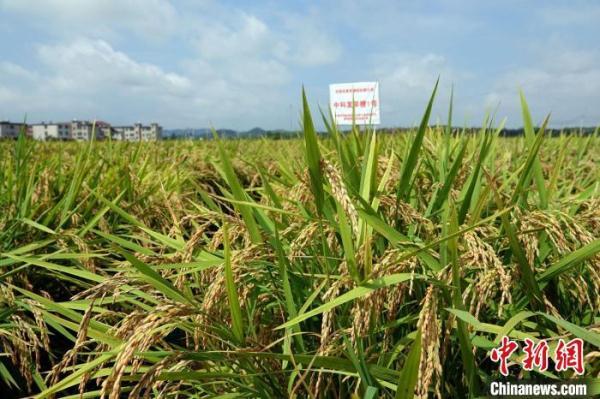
95, 121, 113, 141
71, 120, 104, 141
108, 126, 124, 141
32, 122, 70, 141
142, 123, 162, 141
0, 121, 27, 139
114, 123, 162, 141
1, 119, 162, 141
113, 125, 139, 141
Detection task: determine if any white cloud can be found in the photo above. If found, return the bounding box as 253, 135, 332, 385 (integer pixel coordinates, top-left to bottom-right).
0, 1, 344, 128
485, 48, 600, 126
375, 53, 447, 89
193, 10, 341, 67
195, 13, 277, 59
0, 0, 178, 40
331, 0, 482, 40
278, 13, 342, 66
0, 62, 37, 81
179, 9, 340, 126
37, 39, 191, 95
0, 62, 42, 120
0, 38, 195, 124
0, 36, 294, 128
370, 52, 468, 125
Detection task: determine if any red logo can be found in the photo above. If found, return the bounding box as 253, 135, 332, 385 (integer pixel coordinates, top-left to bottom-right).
490, 336, 519, 376
555, 338, 584, 375
490, 337, 585, 375
522, 338, 549, 372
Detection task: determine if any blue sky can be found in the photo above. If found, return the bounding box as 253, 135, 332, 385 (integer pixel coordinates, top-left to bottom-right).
1, 0, 599, 129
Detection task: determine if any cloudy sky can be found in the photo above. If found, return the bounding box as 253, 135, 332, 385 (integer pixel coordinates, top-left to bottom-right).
1, 0, 599, 129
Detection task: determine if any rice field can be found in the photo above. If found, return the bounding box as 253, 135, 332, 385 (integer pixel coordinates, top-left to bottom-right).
1, 89, 599, 398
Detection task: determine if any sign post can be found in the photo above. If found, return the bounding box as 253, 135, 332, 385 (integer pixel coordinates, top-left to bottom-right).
329, 81, 380, 125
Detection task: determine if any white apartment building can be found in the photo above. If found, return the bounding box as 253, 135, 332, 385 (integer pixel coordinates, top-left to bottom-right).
32, 123, 71, 141
114, 123, 161, 141
96, 121, 113, 141
141, 123, 162, 141
71, 120, 104, 141
108, 127, 123, 140
0, 121, 26, 138
114, 124, 140, 141
0, 120, 162, 141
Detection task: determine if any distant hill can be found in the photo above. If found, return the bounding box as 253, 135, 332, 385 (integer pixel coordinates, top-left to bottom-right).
163, 128, 211, 139
163, 127, 297, 140
245, 127, 267, 136
162, 126, 598, 140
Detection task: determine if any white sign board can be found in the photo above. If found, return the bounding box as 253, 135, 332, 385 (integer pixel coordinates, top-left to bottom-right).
329, 81, 380, 125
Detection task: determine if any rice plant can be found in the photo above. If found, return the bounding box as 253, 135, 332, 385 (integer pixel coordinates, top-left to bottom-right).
1, 87, 599, 398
